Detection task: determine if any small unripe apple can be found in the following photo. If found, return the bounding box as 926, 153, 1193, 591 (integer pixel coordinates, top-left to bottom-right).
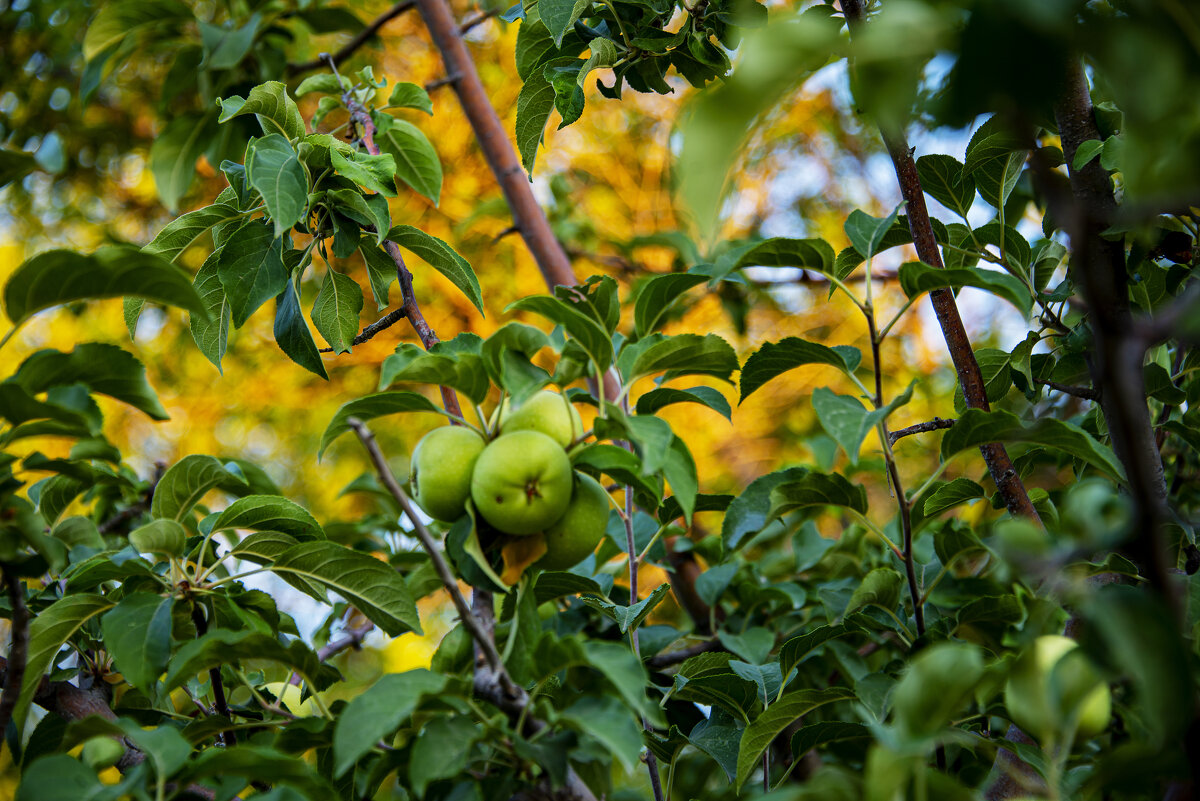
1004, 635, 1111, 744
534, 472, 610, 571
470, 431, 573, 535
498, 390, 583, 447
411, 426, 486, 522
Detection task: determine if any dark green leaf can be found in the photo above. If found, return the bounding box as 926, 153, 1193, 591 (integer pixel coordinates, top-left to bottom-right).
735, 687, 856, 788
151, 455, 241, 521
274, 280, 329, 378
246, 134, 308, 237
15, 594, 114, 728
633, 273, 710, 339
218, 81, 306, 139
387, 225, 483, 313
739, 337, 857, 402
100, 593, 173, 691
210, 495, 324, 541
217, 221, 289, 328
941, 409, 1125, 479
332, 669, 447, 776
10, 343, 170, 420
311, 269, 363, 354
374, 116, 442, 204
916, 155, 975, 219
923, 477, 986, 517
319, 391, 441, 458
897, 260, 1031, 316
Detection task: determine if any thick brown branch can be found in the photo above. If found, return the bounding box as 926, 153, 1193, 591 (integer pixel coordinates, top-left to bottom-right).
286, 1, 417, 76
414, 0, 577, 290
840, 0, 1039, 523
888, 417, 956, 444
0, 565, 29, 735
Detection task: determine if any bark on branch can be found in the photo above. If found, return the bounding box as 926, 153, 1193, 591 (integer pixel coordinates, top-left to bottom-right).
286, 1, 417, 76
840, 0, 1039, 523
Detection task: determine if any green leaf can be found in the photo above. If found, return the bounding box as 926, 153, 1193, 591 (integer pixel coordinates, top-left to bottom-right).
583, 640, 650, 714
327, 189, 390, 244
178, 744, 331, 797
359, 239, 397, 310
540, 0, 590, 45
311, 269, 363, 354
269, 541, 422, 635
319, 391, 441, 458
779, 622, 855, 680
813, 382, 913, 464
1072, 139, 1105, 170
374, 116, 442, 204
580, 583, 671, 633
274, 279, 328, 379
889, 642, 984, 737
923, 477, 985, 517
916, 155, 975, 220
387, 82, 433, 114
246, 134, 308, 237
768, 470, 868, 518
330, 147, 397, 197
846, 567, 903, 615
165, 629, 326, 692
14, 594, 114, 728
627, 333, 738, 383
16, 755, 104, 801
410, 716, 481, 795
100, 593, 174, 691
149, 112, 214, 210
0, 147, 38, 189
560, 695, 643, 772
633, 273, 710, 339
143, 203, 247, 262
216, 221, 289, 328
295, 73, 348, 97
332, 668, 447, 775
4, 247, 207, 325
507, 295, 612, 370
739, 337, 857, 403
735, 687, 856, 788
572, 443, 663, 505
210, 495, 324, 541
218, 81, 305, 140
9, 343, 170, 420
790, 721, 871, 757
688, 709, 742, 782
189, 251, 231, 372
897, 260, 1032, 317
199, 14, 260, 70
662, 435, 699, 524
386, 225, 483, 313
844, 203, 904, 260
379, 343, 490, 404
515, 65, 558, 175
151, 455, 242, 521
941, 408, 1125, 480
636, 386, 732, 422
129, 519, 187, 556
728, 237, 836, 280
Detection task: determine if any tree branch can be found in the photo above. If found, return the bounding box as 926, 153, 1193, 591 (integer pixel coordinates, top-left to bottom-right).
190, 602, 236, 748
0, 565, 29, 735
413, 0, 577, 290
325, 53, 463, 418
289, 623, 376, 687
1033, 377, 1100, 401
317, 308, 407, 353
286, 1, 417, 76
888, 417, 956, 444
840, 0, 1040, 523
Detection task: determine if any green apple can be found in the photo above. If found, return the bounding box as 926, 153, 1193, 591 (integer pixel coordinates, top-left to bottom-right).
534, 472, 610, 570
411, 426, 486, 522
1004, 635, 1111, 744
471, 431, 573, 535
498, 390, 584, 447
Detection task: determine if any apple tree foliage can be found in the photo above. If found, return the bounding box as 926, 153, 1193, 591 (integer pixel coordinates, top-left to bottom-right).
1, 0, 1200, 800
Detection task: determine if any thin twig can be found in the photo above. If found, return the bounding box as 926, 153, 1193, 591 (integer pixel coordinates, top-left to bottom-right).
190, 603, 236, 747
324, 52, 463, 418
888, 417, 956, 444
289, 623, 375, 686
286, 0, 417, 75
0, 565, 29, 734
459, 9, 499, 34
1033, 377, 1100, 401
346, 418, 514, 694
317, 308, 407, 353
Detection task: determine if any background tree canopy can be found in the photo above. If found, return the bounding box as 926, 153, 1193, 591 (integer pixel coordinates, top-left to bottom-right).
0, 0, 1198, 799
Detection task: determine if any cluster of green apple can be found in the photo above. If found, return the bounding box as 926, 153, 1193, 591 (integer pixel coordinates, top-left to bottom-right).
409, 391, 609, 572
